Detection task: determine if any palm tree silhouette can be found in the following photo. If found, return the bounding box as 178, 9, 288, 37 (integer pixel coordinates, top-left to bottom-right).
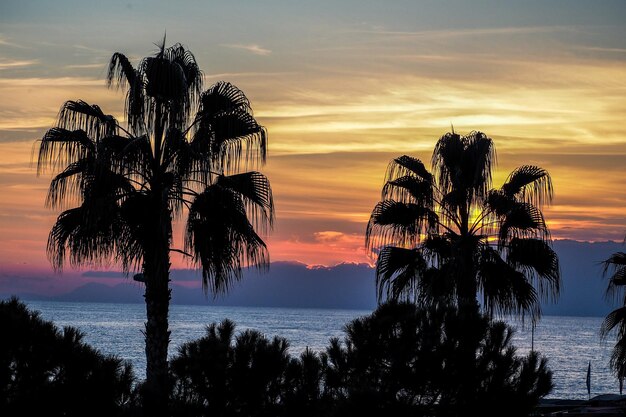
600, 243, 626, 385
366, 130, 559, 320
36, 39, 273, 415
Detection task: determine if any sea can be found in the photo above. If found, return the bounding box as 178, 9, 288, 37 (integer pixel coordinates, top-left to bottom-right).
22, 300, 617, 400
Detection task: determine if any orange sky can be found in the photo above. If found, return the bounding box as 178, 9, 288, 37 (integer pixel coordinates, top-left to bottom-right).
1, 1, 625, 293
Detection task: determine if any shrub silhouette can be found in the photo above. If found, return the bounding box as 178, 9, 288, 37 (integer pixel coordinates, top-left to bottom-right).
170, 319, 316, 417
0, 298, 136, 417
323, 302, 553, 417
170, 304, 551, 417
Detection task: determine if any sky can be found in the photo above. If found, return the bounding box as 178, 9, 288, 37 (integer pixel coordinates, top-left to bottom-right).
1, 1, 625, 294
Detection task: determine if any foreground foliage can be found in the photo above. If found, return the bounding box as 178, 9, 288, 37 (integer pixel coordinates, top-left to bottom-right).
169, 302, 552, 417
324, 302, 552, 417
1, 299, 550, 416
170, 320, 327, 417
0, 298, 135, 417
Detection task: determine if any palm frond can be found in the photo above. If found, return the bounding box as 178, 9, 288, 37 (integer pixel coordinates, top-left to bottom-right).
192, 107, 267, 173
141, 55, 187, 102
198, 81, 252, 117
506, 238, 560, 302
37, 128, 95, 175
107, 52, 137, 92
498, 202, 548, 245
115, 135, 153, 181
215, 172, 274, 233
185, 184, 269, 294
138, 54, 188, 134
366, 200, 437, 250
433, 131, 495, 205
485, 189, 515, 217
385, 155, 432, 183
603, 251, 626, 301
164, 43, 202, 128
609, 337, 626, 380
463, 131, 495, 200
57, 100, 117, 140
606, 265, 626, 301
47, 205, 120, 271
432, 132, 464, 195
501, 165, 553, 207
165, 43, 203, 101
213, 111, 268, 172
375, 246, 427, 302
163, 128, 197, 186
441, 189, 465, 212
423, 234, 454, 262
46, 159, 91, 209
604, 252, 626, 273
601, 306, 626, 339
107, 52, 145, 134
478, 247, 539, 320
382, 175, 433, 207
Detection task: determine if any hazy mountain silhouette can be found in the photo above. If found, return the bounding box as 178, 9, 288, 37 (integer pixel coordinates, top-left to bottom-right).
541, 240, 621, 317
3, 240, 623, 315
52, 261, 378, 310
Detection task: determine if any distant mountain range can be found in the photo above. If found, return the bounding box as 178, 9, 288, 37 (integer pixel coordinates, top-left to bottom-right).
4, 240, 624, 317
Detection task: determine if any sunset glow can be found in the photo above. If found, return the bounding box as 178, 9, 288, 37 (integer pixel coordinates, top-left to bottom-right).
1, 1, 625, 294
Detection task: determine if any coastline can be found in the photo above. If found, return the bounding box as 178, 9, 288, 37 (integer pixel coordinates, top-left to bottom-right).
536, 395, 626, 416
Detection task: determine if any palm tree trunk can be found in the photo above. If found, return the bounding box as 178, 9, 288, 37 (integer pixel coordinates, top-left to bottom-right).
142, 202, 172, 417
455, 234, 481, 413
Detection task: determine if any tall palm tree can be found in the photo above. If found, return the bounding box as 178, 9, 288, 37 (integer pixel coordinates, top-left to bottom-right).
36, 39, 274, 414
366, 130, 560, 320
600, 243, 626, 384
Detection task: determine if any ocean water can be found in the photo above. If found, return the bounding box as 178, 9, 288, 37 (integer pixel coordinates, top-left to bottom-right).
22, 300, 616, 400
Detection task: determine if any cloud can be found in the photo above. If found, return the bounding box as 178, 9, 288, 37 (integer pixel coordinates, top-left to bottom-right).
356, 25, 577, 40
577, 46, 626, 54
0, 35, 28, 49
314, 231, 362, 245
222, 43, 272, 56
0, 76, 102, 87
64, 63, 106, 69
0, 59, 38, 69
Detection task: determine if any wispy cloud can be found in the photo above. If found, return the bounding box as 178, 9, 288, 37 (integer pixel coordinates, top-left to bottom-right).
0, 59, 38, 69
222, 43, 272, 56
0, 35, 28, 49
578, 46, 626, 54
204, 71, 291, 80
0, 76, 101, 86
64, 63, 106, 69
72, 44, 111, 55
357, 25, 577, 40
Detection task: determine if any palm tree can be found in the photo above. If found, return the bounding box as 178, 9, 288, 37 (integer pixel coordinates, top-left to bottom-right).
36, 39, 274, 415
600, 243, 626, 384
365, 130, 560, 320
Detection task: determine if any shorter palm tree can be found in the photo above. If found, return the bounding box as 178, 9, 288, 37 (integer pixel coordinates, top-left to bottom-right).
600, 242, 626, 383
366, 130, 560, 321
